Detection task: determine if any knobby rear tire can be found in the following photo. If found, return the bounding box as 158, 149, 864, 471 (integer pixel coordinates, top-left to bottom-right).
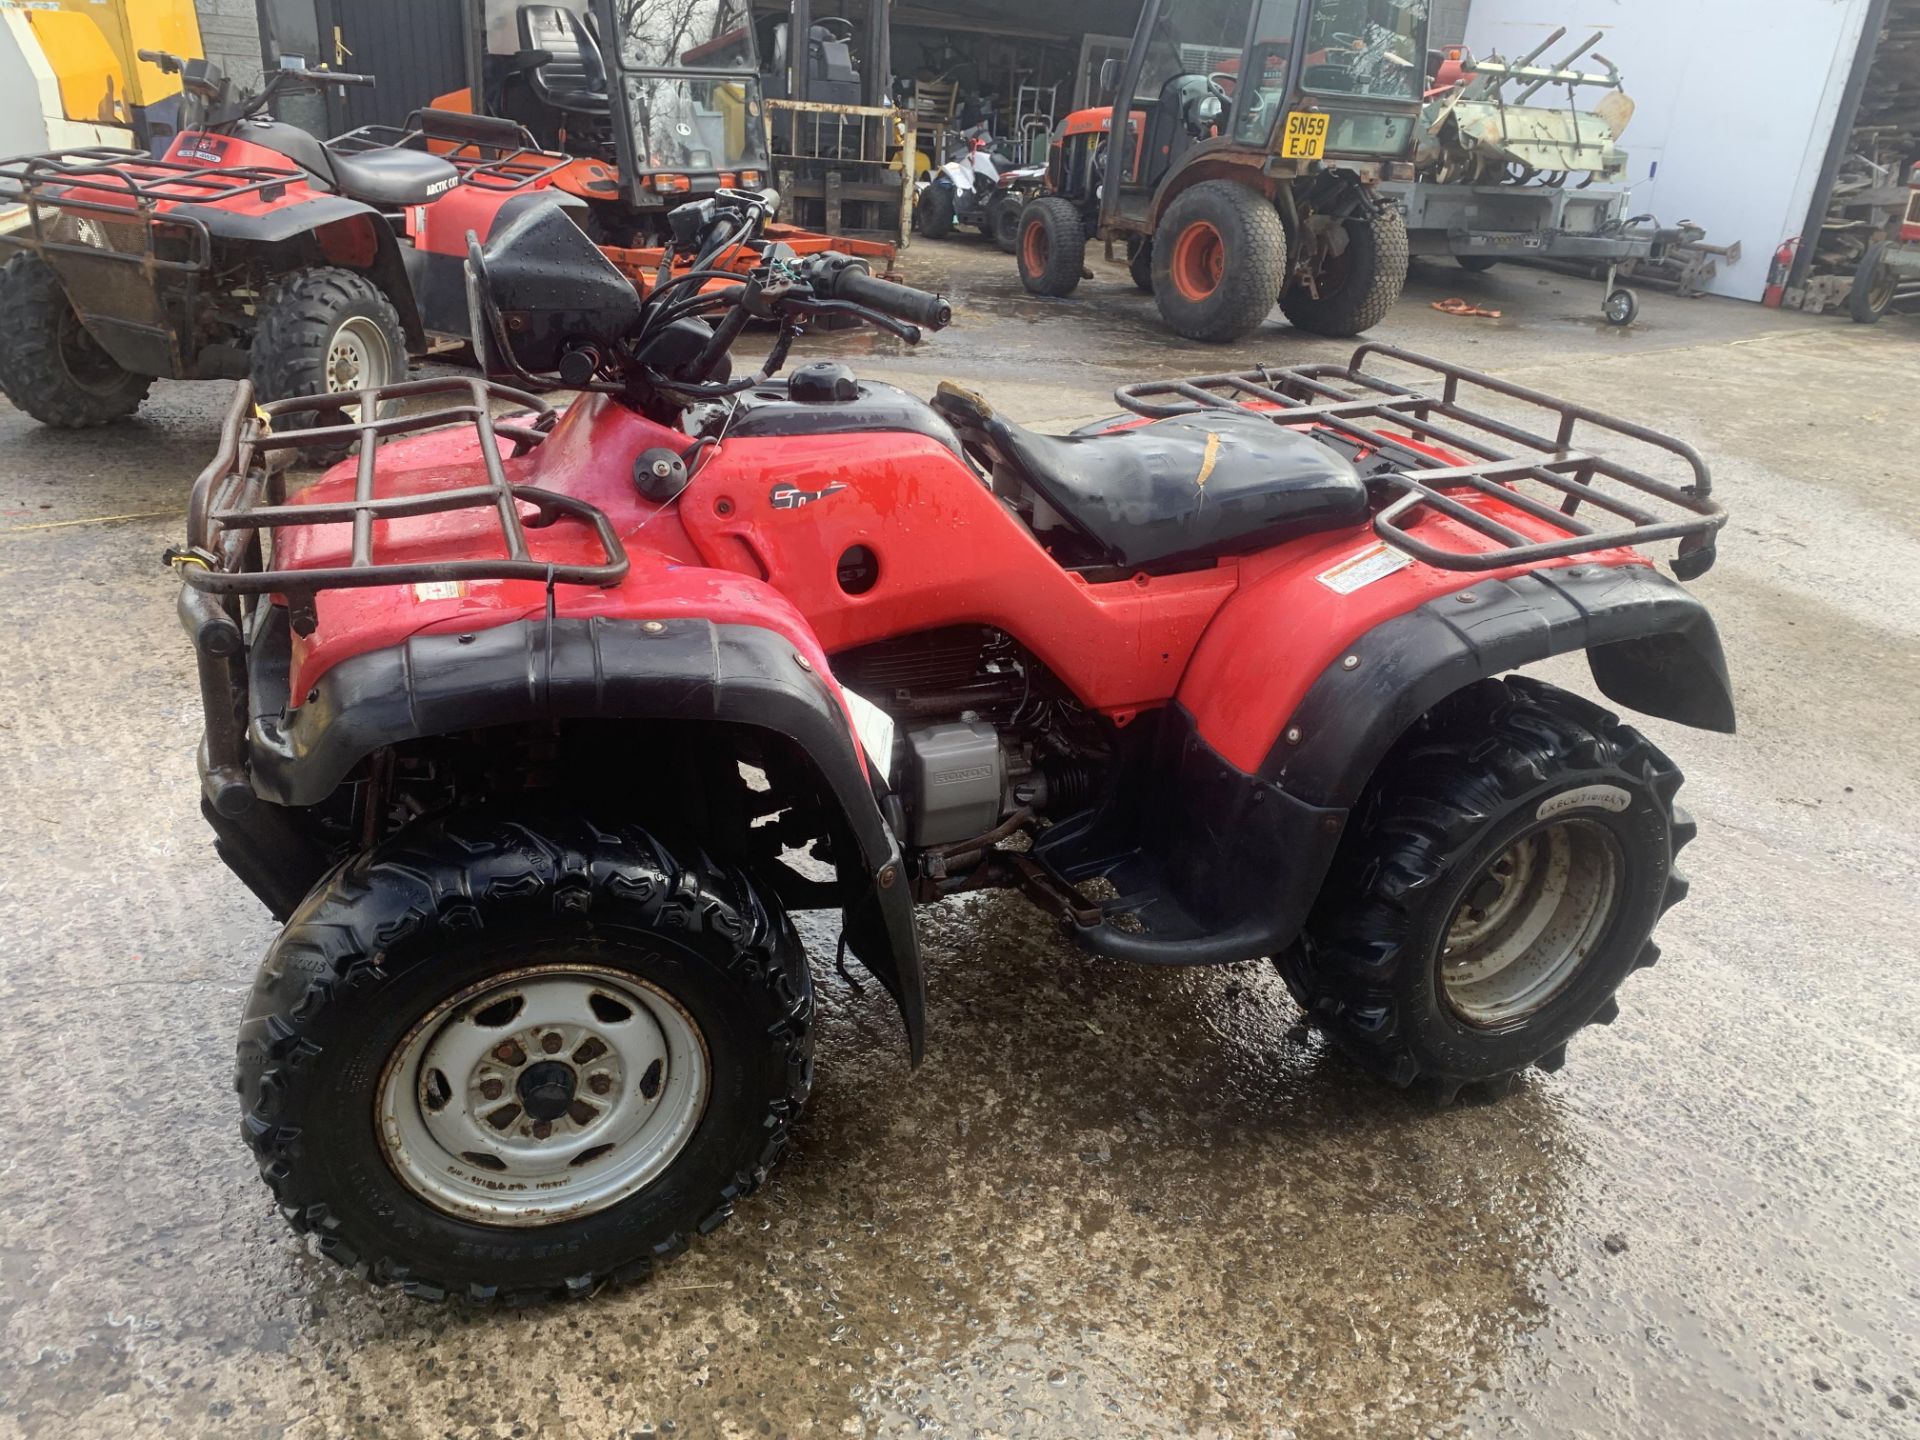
1277, 677, 1694, 1103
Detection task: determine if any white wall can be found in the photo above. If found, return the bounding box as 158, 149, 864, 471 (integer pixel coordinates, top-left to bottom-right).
1463, 0, 1875, 301
195, 0, 265, 93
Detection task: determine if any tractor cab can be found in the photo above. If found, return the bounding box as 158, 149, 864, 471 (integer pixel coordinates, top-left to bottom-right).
450, 0, 769, 224
1100, 0, 1426, 234
591, 0, 770, 211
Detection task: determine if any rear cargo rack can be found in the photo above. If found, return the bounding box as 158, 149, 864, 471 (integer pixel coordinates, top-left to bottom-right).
328, 114, 571, 192
1114, 343, 1726, 577
0, 147, 308, 270
180, 376, 628, 605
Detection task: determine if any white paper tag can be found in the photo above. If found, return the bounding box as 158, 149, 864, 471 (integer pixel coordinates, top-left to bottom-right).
841, 688, 897, 781
1316, 541, 1412, 595
411, 581, 468, 602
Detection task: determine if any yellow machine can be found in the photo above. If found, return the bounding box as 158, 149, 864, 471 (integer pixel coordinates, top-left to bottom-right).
0, 0, 203, 153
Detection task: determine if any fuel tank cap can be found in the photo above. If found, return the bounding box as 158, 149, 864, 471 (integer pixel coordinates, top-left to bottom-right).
788, 361, 860, 403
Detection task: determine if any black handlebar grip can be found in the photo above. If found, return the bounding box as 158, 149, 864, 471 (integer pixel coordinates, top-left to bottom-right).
137, 48, 181, 73
831, 268, 952, 331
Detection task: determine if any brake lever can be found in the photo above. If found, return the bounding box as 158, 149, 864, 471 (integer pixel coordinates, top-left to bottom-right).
791, 298, 922, 344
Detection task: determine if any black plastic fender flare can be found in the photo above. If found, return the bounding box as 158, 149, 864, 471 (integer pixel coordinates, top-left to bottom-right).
237, 615, 926, 1061
1264, 564, 1736, 809
183, 194, 427, 349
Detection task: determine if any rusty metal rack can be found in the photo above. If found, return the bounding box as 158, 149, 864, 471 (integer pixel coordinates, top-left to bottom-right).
177, 379, 629, 813
1115, 343, 1725, 578
180, 376, 628, 605
0, 148, 307, 270
327, 114, 572, 193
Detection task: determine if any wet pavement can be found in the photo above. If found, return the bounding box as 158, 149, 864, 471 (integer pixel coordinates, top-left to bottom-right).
1, 240, 1916, 1438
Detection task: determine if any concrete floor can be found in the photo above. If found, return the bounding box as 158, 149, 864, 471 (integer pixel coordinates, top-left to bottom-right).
1, 241, 1917, 1440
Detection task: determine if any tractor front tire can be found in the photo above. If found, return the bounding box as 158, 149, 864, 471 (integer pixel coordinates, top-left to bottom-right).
251, 266, 407, 461
1152, 181, 1288, 343
1017, 197, 1088, 297
1277, 677, 1693, 1103
1280, 206, 1410, 337
918, 183, 957, 240
235, 811, 813, 1303
0, 254, 152, 427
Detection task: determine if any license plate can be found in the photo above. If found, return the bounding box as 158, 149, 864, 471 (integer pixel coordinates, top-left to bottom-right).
1280, 110, 1329, 160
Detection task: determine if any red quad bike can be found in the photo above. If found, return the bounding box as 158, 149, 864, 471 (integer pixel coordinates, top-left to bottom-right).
0, 50, 566, 446
172, 193, 1732, 1302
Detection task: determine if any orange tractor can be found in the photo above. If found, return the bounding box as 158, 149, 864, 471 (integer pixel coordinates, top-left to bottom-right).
1018, 0, 1427, 344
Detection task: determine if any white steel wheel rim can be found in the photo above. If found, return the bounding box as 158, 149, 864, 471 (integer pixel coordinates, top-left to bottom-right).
1440, 819, 1622, 1027
324, 316, 390, 418
377, 964, 710, 1227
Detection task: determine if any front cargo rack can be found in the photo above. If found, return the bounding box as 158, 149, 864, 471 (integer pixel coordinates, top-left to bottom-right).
175, 379, 627, 819
179, 376, 629, 607
1115, 343, 1726, 578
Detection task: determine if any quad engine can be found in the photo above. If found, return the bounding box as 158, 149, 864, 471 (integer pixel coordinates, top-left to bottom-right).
832, 627, 1102, 853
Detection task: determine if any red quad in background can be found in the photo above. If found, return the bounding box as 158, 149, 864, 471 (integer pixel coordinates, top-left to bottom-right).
172, 193, 1732, 1304
0, 49, 570, 446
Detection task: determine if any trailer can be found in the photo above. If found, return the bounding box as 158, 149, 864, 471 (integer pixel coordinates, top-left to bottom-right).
1381, 177, 1699, 325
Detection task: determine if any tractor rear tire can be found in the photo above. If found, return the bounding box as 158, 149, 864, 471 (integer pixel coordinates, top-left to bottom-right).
918, 183, 957, 240
1151, 180, 1288, 343
1018, 197, 1088, 297
251, 266, 407, 463
1276, 676, 1693, 1104
0, 254, 152, 427
1127, 236, 1154, 293
234, 810, 814, 1303
1849, 241, 1895, 324
1280, 206, 1409, 337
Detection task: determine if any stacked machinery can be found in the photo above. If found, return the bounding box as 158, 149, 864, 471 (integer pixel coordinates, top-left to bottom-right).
1388, 28, 1703, 325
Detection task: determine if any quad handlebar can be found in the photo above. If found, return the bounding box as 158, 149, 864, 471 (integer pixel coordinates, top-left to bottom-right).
822, 263, 953, 330
137, 48, 375, 128
468, 188, 951, 404
140, 47, 375, 87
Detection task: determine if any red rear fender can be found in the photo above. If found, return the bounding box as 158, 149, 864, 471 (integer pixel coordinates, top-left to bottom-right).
1183, 513, 1733, 812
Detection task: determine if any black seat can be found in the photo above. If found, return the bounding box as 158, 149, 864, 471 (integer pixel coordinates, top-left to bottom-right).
932, 386, 1368, 569
519, 5, 610, 116
324, 147, 461, 207
1141, 74, 1212, 187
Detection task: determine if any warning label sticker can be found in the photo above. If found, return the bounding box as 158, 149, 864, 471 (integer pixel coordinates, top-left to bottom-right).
1316, 542, 1412, 595
411, 581, 468, 602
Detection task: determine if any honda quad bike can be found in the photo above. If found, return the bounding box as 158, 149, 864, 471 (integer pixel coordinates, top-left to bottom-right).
1020, 0, 1427, 343
0, 50, 571, 440
171, 191, 1732, 1303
